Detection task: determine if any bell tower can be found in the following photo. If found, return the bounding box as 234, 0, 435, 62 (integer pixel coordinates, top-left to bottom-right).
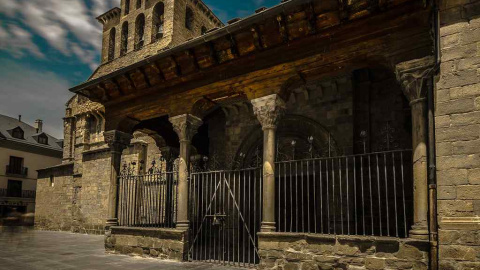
96, 0, 223, 66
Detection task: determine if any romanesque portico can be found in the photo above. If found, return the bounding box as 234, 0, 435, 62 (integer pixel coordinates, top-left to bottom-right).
63, 0, 438, 268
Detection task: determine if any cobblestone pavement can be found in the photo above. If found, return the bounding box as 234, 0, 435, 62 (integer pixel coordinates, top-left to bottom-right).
0, 227, 243, 270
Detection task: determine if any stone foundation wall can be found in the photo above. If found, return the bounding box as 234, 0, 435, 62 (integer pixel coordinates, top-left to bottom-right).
106, 227, 188, 261
436, 0, 480, 268
258, 233, 429, 270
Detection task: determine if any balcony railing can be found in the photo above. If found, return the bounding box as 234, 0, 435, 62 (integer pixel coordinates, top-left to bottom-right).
0, 188, 36, 199
6, 165, 28, 177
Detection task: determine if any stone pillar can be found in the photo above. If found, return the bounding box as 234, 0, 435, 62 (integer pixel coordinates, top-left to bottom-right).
251, 94, 286, 232
396, 56, 435, 240
169, 114, 203, 231
104, 130, 132, 229
62, 116, 75, 163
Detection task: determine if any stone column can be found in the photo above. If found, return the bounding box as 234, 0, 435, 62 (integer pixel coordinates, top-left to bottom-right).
396, 56, 435, 240
251, 94, 286, 232
104, 130, 132, 229
169, 114, 203, 231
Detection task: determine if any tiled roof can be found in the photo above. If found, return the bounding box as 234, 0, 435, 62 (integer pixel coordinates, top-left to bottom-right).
0, 114, 62, 152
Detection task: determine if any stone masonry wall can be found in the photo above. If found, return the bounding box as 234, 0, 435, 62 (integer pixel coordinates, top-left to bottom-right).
436, 0, 480, 269
258, 233, 429, 270
106, 227, 188, 261
35, 164, 75, 231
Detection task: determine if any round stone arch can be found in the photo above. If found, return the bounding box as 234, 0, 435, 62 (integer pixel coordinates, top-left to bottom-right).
234, 114, 340, 168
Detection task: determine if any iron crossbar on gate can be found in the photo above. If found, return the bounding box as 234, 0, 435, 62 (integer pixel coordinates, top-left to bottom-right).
189, 168, 262, 268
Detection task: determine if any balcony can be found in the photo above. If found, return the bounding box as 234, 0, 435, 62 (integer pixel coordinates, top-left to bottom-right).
6, 165, 28, 177
0, 188, 36, 199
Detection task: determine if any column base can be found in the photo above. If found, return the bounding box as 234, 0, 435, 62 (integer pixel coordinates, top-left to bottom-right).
409, 225, 429, 240
105, 218, 118, 230
261, 222, 276, 232
176, 221, 190, 231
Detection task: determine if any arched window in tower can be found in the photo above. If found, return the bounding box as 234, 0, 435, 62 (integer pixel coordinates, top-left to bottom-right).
136, 0, 142, 9
121, 22, 129, 56
108, 28, 116, 61
201, 26, 207, 35
135, 14, 146, 50
124, 0, 130, 15
152, 2, 165, 42
185, 7, 194, 30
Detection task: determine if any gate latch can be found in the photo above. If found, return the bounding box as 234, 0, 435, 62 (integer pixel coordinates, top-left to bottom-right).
206, 213, 226, 226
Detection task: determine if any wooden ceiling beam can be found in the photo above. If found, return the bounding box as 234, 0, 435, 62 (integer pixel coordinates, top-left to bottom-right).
111, 78, 124, 96
138, 67, 152, 88
98, 83, 111, 102
277, 14, 289, 42
124, 73, 137, 90
152, 62, 166, 81
251, 25, 265, 51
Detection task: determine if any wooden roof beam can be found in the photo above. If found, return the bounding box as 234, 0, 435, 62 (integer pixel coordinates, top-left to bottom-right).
138, 67, 152, 88
111, 78, 125, 96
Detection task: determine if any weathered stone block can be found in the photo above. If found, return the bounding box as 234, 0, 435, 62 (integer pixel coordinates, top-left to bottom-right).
437, 155, 480, 170
438, 186, 457, 200
438, 200, 474, 217
396, 244, 424, 260
284, 262, 301, 270
457, 185, 480, 200
451, 112, 480, 127
365, 257, 385, 270
437, 169, 469, 186
453, 140, 480, 155
469, 169, 480, 184
437, 69, 480, 90
302, 261, 320, 270
436, 124, 479, 142
439, 245, 476, 261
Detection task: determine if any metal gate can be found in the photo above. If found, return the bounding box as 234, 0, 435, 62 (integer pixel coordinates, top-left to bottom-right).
189, 168, 262, 267
117, 159, 178, 228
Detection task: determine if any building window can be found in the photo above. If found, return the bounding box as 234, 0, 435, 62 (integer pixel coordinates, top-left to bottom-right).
50, 175, 55, 187
185, 7, 194, 30
108, 28, 116, 61
7, 180, 22, 198
121, 22, 129, 56
8, 156, 24, 175
152, 2, 165, 42
11, 127, 24, 139
37, 134, 48, 145
201, 26, 207, 35
136, 0, 142, 9
135, 14, 145, 50
124, 0, 130, 15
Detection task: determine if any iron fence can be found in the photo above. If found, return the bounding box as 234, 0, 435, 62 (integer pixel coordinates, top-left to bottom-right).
275, 150, 413, 238
189, 168, 262, 267
117, 160, 178, 228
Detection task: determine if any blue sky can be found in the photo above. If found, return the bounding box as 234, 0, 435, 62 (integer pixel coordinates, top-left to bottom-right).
0, 0, 279, 138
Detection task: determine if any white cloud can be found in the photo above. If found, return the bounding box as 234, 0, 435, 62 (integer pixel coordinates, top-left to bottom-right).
0, 0, 120, 70
0, 23, 45, 59
0, 60, 72, 138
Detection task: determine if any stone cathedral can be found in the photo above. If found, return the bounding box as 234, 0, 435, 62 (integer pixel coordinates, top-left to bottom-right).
36, 0, 480, 269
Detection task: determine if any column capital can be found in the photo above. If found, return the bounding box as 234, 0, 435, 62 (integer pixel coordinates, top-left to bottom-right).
251, 94, 286, 130
169, 114, 203, 142
104, 130, 132, 153
395, 56, 435, 104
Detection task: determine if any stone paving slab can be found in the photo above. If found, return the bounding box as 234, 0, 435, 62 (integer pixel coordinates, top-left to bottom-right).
0, 227, 245, 270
